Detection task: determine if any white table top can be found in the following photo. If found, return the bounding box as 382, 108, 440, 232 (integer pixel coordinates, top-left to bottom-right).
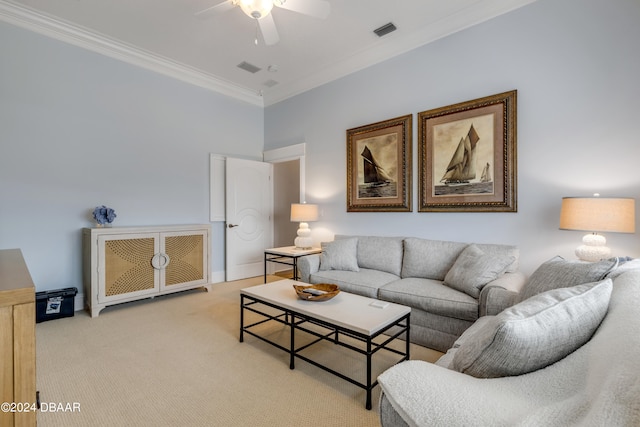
264, 246, 322, 256
241, 279, 410, 336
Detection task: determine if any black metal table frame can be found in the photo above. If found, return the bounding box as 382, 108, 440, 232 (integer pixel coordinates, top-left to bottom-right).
263, 250, 308, 282
240, 293, 410, 410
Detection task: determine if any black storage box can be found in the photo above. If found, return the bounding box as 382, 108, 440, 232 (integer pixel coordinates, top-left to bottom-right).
36, 287, 77, 323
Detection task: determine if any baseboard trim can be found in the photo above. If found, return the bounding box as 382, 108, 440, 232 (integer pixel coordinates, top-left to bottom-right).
211, 270, 226, 284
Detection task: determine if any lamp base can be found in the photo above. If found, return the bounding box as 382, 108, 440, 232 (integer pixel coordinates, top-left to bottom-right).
294, 237, 313, 250
575, 233, 611, 262
294, 222, 313, 250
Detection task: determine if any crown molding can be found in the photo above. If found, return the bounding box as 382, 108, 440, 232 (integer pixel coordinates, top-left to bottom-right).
1, 0, 536, 108
0, 0, 264, 107
262, 0, 537, 106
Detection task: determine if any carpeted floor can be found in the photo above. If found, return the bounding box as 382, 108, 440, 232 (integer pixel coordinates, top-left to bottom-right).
35, 276, 441, 426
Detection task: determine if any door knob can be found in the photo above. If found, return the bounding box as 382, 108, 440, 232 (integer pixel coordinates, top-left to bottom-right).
228, 224, 239, 228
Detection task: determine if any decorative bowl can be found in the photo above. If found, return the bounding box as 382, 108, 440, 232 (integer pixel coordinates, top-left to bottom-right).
293, 283, 340, 301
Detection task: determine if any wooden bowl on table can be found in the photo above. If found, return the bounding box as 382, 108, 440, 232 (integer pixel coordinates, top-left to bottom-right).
293, 283, 340, 301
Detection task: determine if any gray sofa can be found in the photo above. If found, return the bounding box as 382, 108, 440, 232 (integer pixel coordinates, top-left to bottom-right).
378, 259, 640, 426
297, 235, 526, 352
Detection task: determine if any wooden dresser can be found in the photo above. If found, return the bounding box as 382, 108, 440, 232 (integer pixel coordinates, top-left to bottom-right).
0, 249, 37, 427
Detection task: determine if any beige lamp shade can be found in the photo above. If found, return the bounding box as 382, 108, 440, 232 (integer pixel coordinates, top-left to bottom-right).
290, 203, 319, 222
559, 196, 635, 262
559, 197, 635, 233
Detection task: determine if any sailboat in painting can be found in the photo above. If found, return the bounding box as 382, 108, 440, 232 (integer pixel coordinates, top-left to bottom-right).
480, 162, 491, 182
440, 124, 480, 186
361, 145, 392, 187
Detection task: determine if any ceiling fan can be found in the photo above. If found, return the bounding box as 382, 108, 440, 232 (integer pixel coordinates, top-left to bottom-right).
195, 0, 331, 45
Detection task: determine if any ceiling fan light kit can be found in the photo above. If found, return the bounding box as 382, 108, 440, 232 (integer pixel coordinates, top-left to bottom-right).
199, 0, 330, 46
237, 0, 274, 20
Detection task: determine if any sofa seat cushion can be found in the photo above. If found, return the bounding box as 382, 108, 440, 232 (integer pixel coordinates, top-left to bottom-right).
401, 238, 468, 280
450, 278, 613, 378
379, 278, 478, 322
309, 268, 399, 299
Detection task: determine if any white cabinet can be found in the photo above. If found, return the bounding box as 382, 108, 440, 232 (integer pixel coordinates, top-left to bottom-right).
83, 225, 211, 317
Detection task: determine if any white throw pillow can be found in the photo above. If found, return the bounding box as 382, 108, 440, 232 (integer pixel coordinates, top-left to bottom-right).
444, 244, 515, 298
319, 238, 359, 272
451, 278, 613, 378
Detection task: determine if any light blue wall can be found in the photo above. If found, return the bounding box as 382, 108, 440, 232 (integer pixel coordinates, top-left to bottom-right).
0, 22, 264, 291
2, 0, 639, 292
265, 0, 640, 275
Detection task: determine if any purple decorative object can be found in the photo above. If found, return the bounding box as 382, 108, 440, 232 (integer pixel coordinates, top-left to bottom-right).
93, 205, 117, 225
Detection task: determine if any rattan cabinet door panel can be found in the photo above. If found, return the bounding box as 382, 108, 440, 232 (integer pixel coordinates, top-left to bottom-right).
161, 230, 208, 290
98, 233, 161, 303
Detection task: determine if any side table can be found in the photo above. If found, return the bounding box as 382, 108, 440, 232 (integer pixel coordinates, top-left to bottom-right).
264, 246, 322, 283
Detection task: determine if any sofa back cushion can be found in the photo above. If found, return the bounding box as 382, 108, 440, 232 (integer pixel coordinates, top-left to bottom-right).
319, 238, 359, 272
335, 235, 404, 276
519, 256, 617, 301
401, 238, 467, 280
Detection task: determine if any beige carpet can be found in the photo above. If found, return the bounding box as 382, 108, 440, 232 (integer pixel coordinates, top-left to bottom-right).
36, 276, 442, 426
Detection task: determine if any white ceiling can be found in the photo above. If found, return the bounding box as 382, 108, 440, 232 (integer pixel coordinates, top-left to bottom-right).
0, 0, 536, 106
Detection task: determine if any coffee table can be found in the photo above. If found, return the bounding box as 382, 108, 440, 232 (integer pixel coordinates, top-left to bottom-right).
240, 279, 411, 410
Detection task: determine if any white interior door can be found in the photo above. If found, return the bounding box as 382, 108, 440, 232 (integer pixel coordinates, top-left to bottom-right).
225, 158, 273, 281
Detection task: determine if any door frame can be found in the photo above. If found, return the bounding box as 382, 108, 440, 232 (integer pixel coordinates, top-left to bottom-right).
263, 143, 306, 203
209, 145, 305, 281
264, 143, 306, 276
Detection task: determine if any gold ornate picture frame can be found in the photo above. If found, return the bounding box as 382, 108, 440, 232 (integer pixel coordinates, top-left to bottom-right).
418, 90, 517, 212
347, 114, 412, 212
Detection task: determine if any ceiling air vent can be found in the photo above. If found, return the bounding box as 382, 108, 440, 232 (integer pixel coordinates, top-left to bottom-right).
263, 79, 279, 88
237, 61, 261, 74
373, 22, 397, 37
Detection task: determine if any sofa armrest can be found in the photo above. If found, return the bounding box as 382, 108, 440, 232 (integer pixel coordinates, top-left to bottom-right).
378, 360, 537, 427
479, 271, 527, 316
297, 253, 320, 283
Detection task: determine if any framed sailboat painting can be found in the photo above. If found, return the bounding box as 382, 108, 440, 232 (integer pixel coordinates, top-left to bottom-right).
418, 90, 517, 212
346, 114, 412, 212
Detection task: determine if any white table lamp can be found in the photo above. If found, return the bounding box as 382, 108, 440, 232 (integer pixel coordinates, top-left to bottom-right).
559, 195, 635, 262
290, 203, 318, 249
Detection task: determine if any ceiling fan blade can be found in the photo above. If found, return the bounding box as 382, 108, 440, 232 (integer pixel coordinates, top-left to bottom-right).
275, 0, 330, 19
194, 1, 235, 18
258, 14, 280, 45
